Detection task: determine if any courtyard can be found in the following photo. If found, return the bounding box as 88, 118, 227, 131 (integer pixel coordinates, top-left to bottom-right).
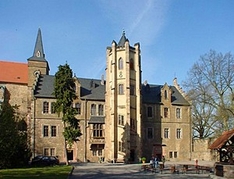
68, 161, 220, 179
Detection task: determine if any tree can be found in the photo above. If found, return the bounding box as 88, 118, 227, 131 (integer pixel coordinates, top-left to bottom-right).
54, 63, 82, 165
183, 50, 234, 139
0, 103, 31, 168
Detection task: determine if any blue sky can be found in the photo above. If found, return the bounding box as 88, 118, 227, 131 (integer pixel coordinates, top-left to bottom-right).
1, 0, 234, 86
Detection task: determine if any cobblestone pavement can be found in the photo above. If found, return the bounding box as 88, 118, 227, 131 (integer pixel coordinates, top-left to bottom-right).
68, 162, 219, 179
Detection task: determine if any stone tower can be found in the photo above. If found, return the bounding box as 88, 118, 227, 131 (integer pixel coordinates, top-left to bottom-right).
27, 29, 50, 157
105, 32, 142, 162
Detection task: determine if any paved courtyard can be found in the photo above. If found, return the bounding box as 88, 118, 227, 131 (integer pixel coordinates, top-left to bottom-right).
68, 161, 223, 179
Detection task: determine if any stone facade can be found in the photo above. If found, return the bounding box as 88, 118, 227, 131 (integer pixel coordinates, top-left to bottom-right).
192, 138, 217, 161
4, 83, 28, 115
1, 29, 193, 163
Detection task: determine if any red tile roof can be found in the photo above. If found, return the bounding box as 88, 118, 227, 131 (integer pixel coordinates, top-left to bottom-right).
209, 129, 234, 149
0, 60, 28, 84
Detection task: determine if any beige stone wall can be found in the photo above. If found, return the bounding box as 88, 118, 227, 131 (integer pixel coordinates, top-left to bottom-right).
191, 138, 217, 161
4, 83, 28, 115
28, 60, 48, 88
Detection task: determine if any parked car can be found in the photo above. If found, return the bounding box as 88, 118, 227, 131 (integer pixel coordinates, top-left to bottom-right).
31, 155, 59, 166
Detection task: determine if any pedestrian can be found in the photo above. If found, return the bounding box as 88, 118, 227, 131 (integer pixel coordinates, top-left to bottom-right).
154, 156, 159, 168
162, 155, 165, 168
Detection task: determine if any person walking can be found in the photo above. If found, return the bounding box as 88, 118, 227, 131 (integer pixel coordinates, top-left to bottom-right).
162, 156, 166, 168
154, 156, 159, 169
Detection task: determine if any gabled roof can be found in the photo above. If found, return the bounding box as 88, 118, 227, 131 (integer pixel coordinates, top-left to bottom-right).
142, 84, 190, 105
209, 129, 234, 149
0, 61, 28, 84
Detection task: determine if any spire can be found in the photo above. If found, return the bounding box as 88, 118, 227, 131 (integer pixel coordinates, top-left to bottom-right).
117, 30, 128, 47
28, 28, 46, 61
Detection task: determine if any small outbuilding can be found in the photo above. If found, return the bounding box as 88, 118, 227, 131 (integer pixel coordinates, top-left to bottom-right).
209, 129, 234, 178
209, 129, 234, 163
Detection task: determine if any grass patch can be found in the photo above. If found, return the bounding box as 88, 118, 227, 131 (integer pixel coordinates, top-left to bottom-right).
0, 165, 73, 179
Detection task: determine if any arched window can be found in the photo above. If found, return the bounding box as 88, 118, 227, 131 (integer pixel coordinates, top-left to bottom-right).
118, 58, 123, 70
118, 84, 124, 95
164, 90, 168, 99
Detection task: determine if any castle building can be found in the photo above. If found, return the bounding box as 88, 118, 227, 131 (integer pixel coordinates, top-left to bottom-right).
0, 29, 191, 163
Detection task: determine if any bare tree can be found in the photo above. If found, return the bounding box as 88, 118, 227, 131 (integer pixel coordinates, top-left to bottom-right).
183, 50, 234, 139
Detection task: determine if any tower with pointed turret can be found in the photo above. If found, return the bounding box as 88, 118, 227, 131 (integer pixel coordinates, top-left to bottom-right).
27, 29, 51, 157
104, 32, 142, 162
28, 28, 50, 88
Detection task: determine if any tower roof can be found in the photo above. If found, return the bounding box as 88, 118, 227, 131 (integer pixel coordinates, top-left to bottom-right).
117, 31, 128, 47
28, 28, 46, 61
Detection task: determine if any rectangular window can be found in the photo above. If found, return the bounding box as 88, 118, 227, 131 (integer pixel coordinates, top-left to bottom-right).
43, 125, 49, 137
176, 128, 181, 139
164, 107, 168, 118
147, 106, 153, 118
92, 150, 97, 156
51, 126, 57, 137
98, 104, 104, 116
50, 148, 55, 156
75, 103, 81, 115
147, 128, 153, 139
119, 84, 124, 95
130, 85, 135, 95
130, 118, 135, 130
91, 104, 96, 115
118, 141, 125, 152
176, 108, 181, 118
44, 148, 49, 156
98, 149, 102, 156
174, 151, 178, 158
169, 152, 173, 158
164, 128, 169, 139
93, 124, 103, 138
51, 102, 56, 114
118, 115, 124, 126
43, 101, 49, 113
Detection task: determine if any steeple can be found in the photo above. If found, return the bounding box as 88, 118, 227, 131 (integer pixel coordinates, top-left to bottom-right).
28, 28, 46, 61
117, 31, 128, 47
27, 29, 50, 83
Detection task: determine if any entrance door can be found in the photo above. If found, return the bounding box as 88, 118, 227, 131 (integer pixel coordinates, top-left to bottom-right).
130, 149, 135, 162
67, 150, 73, 161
